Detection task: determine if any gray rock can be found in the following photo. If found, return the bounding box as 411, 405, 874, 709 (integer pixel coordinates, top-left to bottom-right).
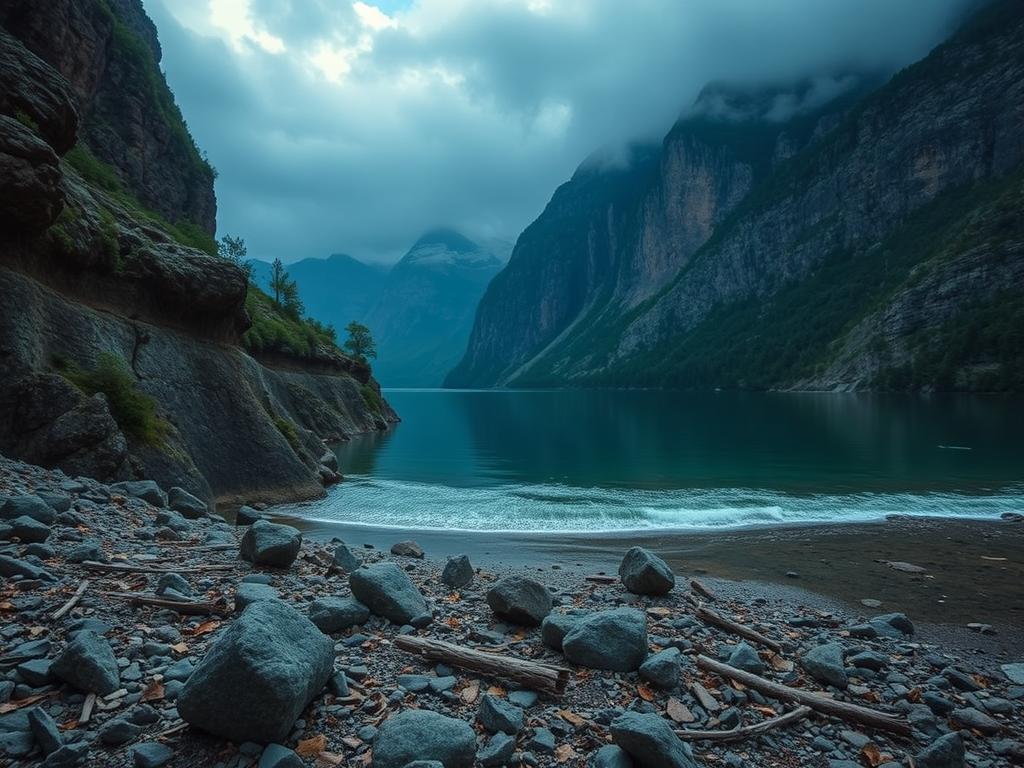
390, 540, 424, 558
610, 711, 698, 768
479, 733, 516, 767
640, 647, 682, 690
950, 707, 1001, 734
563, 608, 648, 672
308, 596, 370, 633
42, 742, 90, 767
941, 667, 982, 692
65, 539, 105, 563
332, 542, 361, 571
848, 650, 888, 671
98, 718, 142, 746
372, 709, 477, 768
132, 742, 174, 768
527, 726, 555, 752
1, 494, 56, 525
51, 630, 120, 694
9, 515, 50, 543
35, 492, 71, 513
236, 506, 264, 526
478, 694, 525, 734
801, 643, 848, 688
508, 690, 538, 708
177, 600, 334, 743
259, 744, 303, 768
240, 520, 302, 568
16, 658, 53, 686
914, 733, 964, 768
234, 582, 279, 612
441, 554, 474, 588
618, 547, 675, 596
28, 707, 63, 756
0, 730, 34, 758
871, 613, 914, 636
486, 576, 552, 626
1001, 663, 1024, 684
592, 745, 635, 768
155, 573, 192, 598
0, 554, 55, 581
727, 642, 764, 675
541, 613, 582, 651
168, 487, 208, 519
349, 562, 428, 625
111, 481, 167, 508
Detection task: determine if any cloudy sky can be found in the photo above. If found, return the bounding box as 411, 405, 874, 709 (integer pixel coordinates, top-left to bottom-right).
145, 0, 973, 263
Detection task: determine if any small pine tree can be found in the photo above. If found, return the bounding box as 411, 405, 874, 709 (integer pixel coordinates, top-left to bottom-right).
343, 321, 376, 363
269, 258, 287, 306
218, 235, 252, 279
281, 279, 303, 320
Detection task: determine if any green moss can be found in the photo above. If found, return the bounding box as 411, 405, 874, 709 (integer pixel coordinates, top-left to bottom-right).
13, 110, 40, 133
273, 417, 301, 452
243, 286, 339, 358
360, 384, 383, 414
56, 353, 170, 445
98, 208, 121, 269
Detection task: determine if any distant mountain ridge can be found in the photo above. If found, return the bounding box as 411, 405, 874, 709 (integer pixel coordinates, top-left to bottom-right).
253, 229, 507, 387
448, 0, 1024, 392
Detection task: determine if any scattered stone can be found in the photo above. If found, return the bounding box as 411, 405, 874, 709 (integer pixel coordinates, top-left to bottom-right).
727, 642, 764, 675
98, 718, 142, 746
132, 742, 174, 768
235, 581, 279, 612
486, 576, 553, 626
618, 547, 675, 596
950, 707, 1002, 734
177, 600, 334, 743
372, 709, 477, 768
168, 486, 208, 518
441, 553, 474, 588
259, 744, 303, 768
541, 613, 581, 651
240, 520, 303, 568
563, 608, 648, 672
0, 554, 55, 581
41, 742, 90, 767
610, 711, 698, 768
9, 515, 51, 543
308, 596, 369, 633
155, 572, 192, 597
801, 643, 848, 689
478, 694, 525, 734
1, 494, 57, 524
1001, 663, 1024, 685
872, 612, 915, 636
390, 540, 424, 558
640, 647, 683, 690
51, 630, 120, 694
479, 732, 516, 767
236, 506, 264, 526
914, 732, 965, 768
332, 542, 361, 571
592, 745, 635, 768
28, 707, 62, 756
349, 562, 428, 625
111, 481, 167, 508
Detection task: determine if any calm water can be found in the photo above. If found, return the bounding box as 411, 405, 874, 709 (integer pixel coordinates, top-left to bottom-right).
282, 390, 1024, 532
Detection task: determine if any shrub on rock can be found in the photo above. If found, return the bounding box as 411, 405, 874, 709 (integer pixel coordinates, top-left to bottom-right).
177, 600, 334, 743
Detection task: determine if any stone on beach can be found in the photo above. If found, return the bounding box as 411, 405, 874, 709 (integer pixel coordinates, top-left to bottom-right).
801, 642, 848, 688
619, 546, 675, 595
610, 711, 698, 768
332, 542, 361, 571
541, 613, 582, 651
308, 596, 370, 633
177, 600, 334, 743
372, 709, 477, 768
240, 519, 302, 568
168, 486, 208, 518
0, 494, 57, 525
390, 540, 424, 558
640, 647, 683, 690
234, 582, 279, 612
236, 505, 264, 526
486, 575, 552, 626
727, 641, 764, 675
562, 608, 648, 672
8, 515, 51, 543
349, 562, 428, 625
111, 480, 167, 507
50, 630, 120, 695
478, 693, 525, 734
914, 733, 965, 768
441, 553, 474, 588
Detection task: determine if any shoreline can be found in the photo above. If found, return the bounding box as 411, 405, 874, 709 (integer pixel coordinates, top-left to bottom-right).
277, 513, 1024, 656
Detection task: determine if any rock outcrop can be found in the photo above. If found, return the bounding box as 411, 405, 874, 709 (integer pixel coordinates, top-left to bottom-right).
448, 2, 1024, 393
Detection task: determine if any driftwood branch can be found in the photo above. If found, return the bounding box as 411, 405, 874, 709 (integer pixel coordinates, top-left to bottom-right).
674, 705, 811, 742
584, 574, 618, 584
51, 579, 90, 621
690, 579, 717, 602
694, 605, 782, 653
101, 592, 228, 616
697, 655, 911, 737
394, 635, 570, 696
83, 560, 233, 575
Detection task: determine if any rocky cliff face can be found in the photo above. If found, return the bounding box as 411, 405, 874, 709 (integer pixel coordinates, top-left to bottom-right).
0, 0, 217, 234
0, 2, 396, 508
449, 1, 1024, 392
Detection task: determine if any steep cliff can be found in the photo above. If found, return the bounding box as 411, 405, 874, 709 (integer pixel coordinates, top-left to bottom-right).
449, 0, 1024, 392
0, 2, 396, 508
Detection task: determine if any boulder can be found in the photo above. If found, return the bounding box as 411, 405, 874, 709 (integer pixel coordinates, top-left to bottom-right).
727, 642, 764, 675
308, 596, 369, 633
610, 712, 698, 768
541, 613, 582, 651
478, 694, 525, 734
1, 494, 56, 525
234, 582, 279, 612
168, 487, 208, 519
372, 709, 477, 768
66, 539, 106, 563
390, 540, 424, 558
259, 744, 303, 768
479, 733, 516, 767
871, 612, 915, 636
111, 481, 167, 507
240, 520, 302, 568
639, 647, 682, 690
563, 608, 648, 672
236, 506, 264, 526
801, 643, 848, 689
155, 573, 193, 598
349, 563, 428, 625
132, 742, 174, 768
0, 554, 55, 581
914, 733, 965, 768
332, 542, 361, 571
441, 554, 474, 588
28, 707, 62, 756
486, 576, 552, 626
592, 745, 635, 768
618, 547, 675, 596
177, 601, 333, 743
51, 631, 120, 695
9, 515, 51, 543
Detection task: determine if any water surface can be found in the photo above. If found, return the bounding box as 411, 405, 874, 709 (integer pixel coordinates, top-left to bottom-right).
282, 390, 1024, 532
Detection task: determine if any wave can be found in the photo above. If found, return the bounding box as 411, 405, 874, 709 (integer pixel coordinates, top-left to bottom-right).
275, 476, 1024, 534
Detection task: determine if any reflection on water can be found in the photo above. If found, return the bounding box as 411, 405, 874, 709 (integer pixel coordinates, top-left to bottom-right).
305, 390, 1024, 532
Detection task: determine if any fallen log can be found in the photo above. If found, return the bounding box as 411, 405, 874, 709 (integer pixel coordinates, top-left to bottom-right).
584, 574, 618, 584
394, 635, 570, 696
694, 605, 782, 653
83, 560, 233, 575
101, 592, 228, 616
674, 705, 811, 742
697, 655, 911, 737
690, 579, 718, 602
51, 579, 90, 621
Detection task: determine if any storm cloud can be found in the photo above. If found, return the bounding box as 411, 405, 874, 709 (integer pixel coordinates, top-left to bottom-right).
145, 0, 975, 263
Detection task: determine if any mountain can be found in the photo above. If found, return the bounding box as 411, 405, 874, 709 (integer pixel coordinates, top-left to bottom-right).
0, 0, 395, 508
447, 0, 1024, 392
255, 228, 505, 387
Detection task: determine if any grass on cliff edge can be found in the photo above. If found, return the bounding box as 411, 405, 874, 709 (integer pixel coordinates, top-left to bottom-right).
243, 287, 339, 359
56, 353, 170, 446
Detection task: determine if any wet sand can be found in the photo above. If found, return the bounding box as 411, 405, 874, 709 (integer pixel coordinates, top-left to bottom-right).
277, 512, 1024, 656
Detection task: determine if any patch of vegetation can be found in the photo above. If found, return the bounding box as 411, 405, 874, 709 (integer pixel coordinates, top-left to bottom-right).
273, 416, 301, 452
13, 110, 40, 133
56, 353, 169, 445
243, 286, 339, 358
360, 384, 383, 414
98, 208, 121, 269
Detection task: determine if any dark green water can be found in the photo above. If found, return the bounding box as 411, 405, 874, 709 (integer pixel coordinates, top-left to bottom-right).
286, 390, 1024, 532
